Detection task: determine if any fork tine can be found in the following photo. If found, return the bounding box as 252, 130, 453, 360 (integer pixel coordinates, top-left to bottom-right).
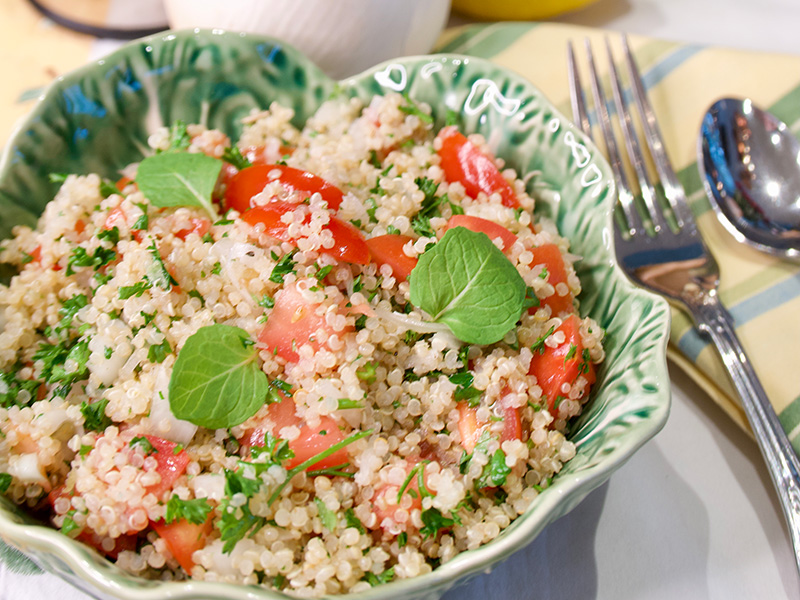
604, 37, 668, 234
566, 41, 591, 137
582, 38, 643, 236
621, 35, 694, 229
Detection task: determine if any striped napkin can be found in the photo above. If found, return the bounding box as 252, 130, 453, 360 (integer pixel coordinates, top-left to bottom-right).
436, 22, 800, 450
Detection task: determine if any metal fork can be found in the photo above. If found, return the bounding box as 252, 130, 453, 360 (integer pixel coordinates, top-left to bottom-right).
567, 36, 800, 574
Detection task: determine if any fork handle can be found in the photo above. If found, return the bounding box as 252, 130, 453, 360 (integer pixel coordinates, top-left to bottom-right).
691, 295, 800, 570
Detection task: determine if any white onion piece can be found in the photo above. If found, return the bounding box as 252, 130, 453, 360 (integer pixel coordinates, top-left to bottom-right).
210, 239, 266, 306
143, 366, 197, 445
87, 319, 132, 387
372, 306, 451, 335
8, 453, 48, 488
189, 473, 225, 502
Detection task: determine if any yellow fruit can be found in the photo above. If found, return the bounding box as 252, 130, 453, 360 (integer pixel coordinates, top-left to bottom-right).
452, 0, 599, 20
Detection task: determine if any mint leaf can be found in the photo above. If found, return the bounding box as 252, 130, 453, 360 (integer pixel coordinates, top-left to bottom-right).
168, 324, 269, 429
136, 152, 222, 220
408, 227, 526, 345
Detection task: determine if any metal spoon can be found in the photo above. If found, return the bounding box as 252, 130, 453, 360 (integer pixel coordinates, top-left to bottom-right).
698, 97, 800, 260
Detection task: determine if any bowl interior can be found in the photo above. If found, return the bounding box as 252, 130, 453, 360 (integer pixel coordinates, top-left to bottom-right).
0, 29, 670, 600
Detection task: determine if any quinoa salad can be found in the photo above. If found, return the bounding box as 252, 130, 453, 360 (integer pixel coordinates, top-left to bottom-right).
0, 92, 604, 596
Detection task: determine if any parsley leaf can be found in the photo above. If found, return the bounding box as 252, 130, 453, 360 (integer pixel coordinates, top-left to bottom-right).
476, 449, 512, 489
130, 436, 157, 454
147, 337, 172, 363
314, 497, 338, 531
399, 95, 433, 124
0, 473, 12, 493
419, 507, 455, 539
344, 508, 365, 534
269, 249, 298, 284
222, 146, 252, 170
80, 398, 111, 432
165, 494, 212, 525
363, 566, 396, 586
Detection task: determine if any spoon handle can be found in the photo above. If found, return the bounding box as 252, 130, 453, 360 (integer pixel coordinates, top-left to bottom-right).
691, 295, 800, 572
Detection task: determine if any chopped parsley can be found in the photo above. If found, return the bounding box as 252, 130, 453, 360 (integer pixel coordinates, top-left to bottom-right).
344, 508, 365, 534
66, 244, 116, 276
164, 494, 213, 525
419, 507, 455, 539
130, 436, 157, 455
399, 94, 433, 124
147, 337, 172, 364
355, 361, 378, 385
222, 145, 252, 170
80, 398, 111, 432
0, 473, 12, 493
164, 120, 191, 153
531, 325, 555, 355
314, 497, 338, 530
363, 566, 396, 586
269, 249, 298, 284
119, 280, 151, 299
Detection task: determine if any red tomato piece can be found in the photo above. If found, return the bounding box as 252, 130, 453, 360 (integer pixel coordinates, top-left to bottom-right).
225, 164, 344, 213
115, 176, 136, 192
242, 203, 370, 265
29, 245, 42, 263
436, 126, 519, 209
497, 390, 522, 444
241, 395, 349, 471
143, 435, 191, 500
456, 403, 483, 453
529, 244, 573, 316
151, 514, 213, 573
366, 234, 417, 281
175, 217, 211, 241
371, 459, 430, 528
76, 530, 139, 560
257, 282, 353, 363
446, 215, 518, 253
528, 314, 596, 414
104, 207, 127, 231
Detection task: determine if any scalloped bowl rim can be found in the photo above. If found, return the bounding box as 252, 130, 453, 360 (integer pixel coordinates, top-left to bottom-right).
0, 28, 671, 600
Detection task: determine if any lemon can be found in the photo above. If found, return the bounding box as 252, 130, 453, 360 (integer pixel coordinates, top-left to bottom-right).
452, 0, 599, 20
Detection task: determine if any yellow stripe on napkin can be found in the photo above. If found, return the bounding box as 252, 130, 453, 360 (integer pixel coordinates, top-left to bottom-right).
437, 22, 800, 450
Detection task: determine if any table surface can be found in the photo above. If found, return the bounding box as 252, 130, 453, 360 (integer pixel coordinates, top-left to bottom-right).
3, 0, 800, 599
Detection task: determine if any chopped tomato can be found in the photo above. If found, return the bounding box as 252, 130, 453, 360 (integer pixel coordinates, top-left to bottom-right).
225, 164, 344, 213
74, 219, 86, 235
151, 514, 213, 573
104, 207, 127, 231
143, 435, 191, 500
241, 395, 349, 471
529, 244, 573, 316
115, 176, 135, 192
366, 234, 417, 281
457, 387, 522, 454
436, 126, 519, 209
175, 217, 211, 241
446, 215, 518, 253
76, 530, 139, 560
497, 391, 522, 444
257, 282, 354, 363
528, 315, 596, 414
371, 459, 430, 528
242, 202, 369, 265
457, 403, 483, 453
28, 245, 42, 263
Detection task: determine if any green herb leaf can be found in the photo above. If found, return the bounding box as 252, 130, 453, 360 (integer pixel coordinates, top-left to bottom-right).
130, 436, 157, 454
119, 280, 152, 299
269, 249, 298, 284
344, 508, 365, 534
397, 531, 407, 547
363, 566, 396, 586
476, 449, 511, 489
419, 507, 455, 539
399, 94, 433, 124
0, 473, 12, 493
337, 398, 363, 410
136, 152, 222, 220
80, 398, 111, 432
164, 494, 212, 525
314, 497, 338, 531
147, 337, 172, 364
222, 146, 252, 170
355, 361, 377, 385
408, 227, 526, 345
168, 324, 269, 429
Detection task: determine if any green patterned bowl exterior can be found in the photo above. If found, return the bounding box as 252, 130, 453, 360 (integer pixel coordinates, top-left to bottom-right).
0, 29, 670, 600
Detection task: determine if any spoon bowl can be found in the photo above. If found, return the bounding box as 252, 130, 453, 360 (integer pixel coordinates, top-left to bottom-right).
698, 97, 800, 260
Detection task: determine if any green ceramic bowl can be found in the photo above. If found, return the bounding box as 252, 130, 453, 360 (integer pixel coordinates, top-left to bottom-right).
0, 29, 670, 600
